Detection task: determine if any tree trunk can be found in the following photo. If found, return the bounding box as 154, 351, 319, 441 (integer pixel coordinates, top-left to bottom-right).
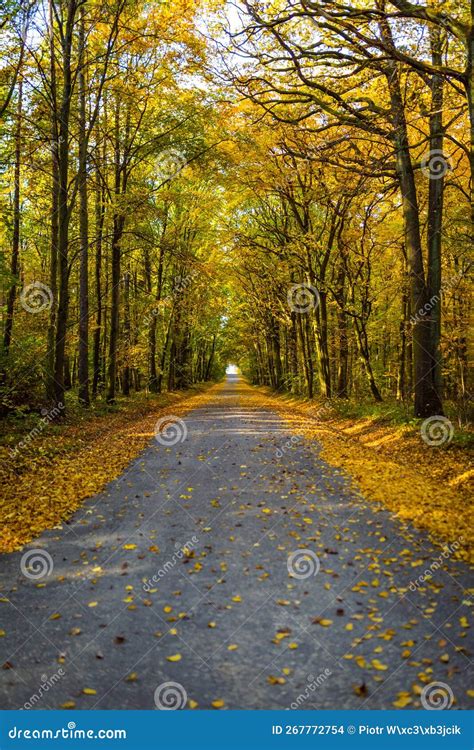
354, 319, 383, 402
53, 0, 77, 411
107, 102, 125, 403
3, 76, 22, 360
46, 0, 59, 403
204, 334, 216, 381
107, 213, 124, 402
297, 312, 313, 398
427, 24, 445, 398
77, 6, 90, 405
168, 339, 177, 391
335, 262, 348, 398
380, 14, 443, 416
157, 315, 172, 393
397, 264, 409, 401
122, 268, 131, 396
64, 354, 72, 389
466, 12, 474, 234
314, 292, 331, 398
270, 317, 283, 389
92, 169, 105, 396
148, 214, 167, 392
288, 311, 299, 392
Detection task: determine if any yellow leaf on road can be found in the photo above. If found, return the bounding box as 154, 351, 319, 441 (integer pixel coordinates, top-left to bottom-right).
267, 675, 286, 685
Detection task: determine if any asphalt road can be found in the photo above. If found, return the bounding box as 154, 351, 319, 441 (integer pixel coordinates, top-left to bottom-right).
0, 376, 472, 710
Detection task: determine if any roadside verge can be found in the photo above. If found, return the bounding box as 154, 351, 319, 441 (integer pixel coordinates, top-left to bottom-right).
245, 384, 473, 564
0, 384, 217, 553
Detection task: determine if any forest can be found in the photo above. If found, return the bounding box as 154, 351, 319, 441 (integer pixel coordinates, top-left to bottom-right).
0, 0, 473, 718
0, 0, 471, 423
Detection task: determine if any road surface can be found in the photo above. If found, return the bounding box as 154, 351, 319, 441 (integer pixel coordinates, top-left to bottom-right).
0, 376, 471, 710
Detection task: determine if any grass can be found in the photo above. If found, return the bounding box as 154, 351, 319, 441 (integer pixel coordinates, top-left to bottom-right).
263, 388, 473, 449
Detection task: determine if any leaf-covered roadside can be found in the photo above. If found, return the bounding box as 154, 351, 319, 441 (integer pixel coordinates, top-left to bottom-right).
0, 385, 215, 553
246, 385, 473, 563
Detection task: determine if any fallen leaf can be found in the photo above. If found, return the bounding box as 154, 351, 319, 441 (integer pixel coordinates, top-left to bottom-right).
353, 683, 368, 697
393, 692, 412, 708
166, 654, 182, 662
267, 675, 286, 685
313, 618, 333, 627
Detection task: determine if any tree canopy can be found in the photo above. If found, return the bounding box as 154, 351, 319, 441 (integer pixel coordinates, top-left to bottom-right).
0, 0, 471, 419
